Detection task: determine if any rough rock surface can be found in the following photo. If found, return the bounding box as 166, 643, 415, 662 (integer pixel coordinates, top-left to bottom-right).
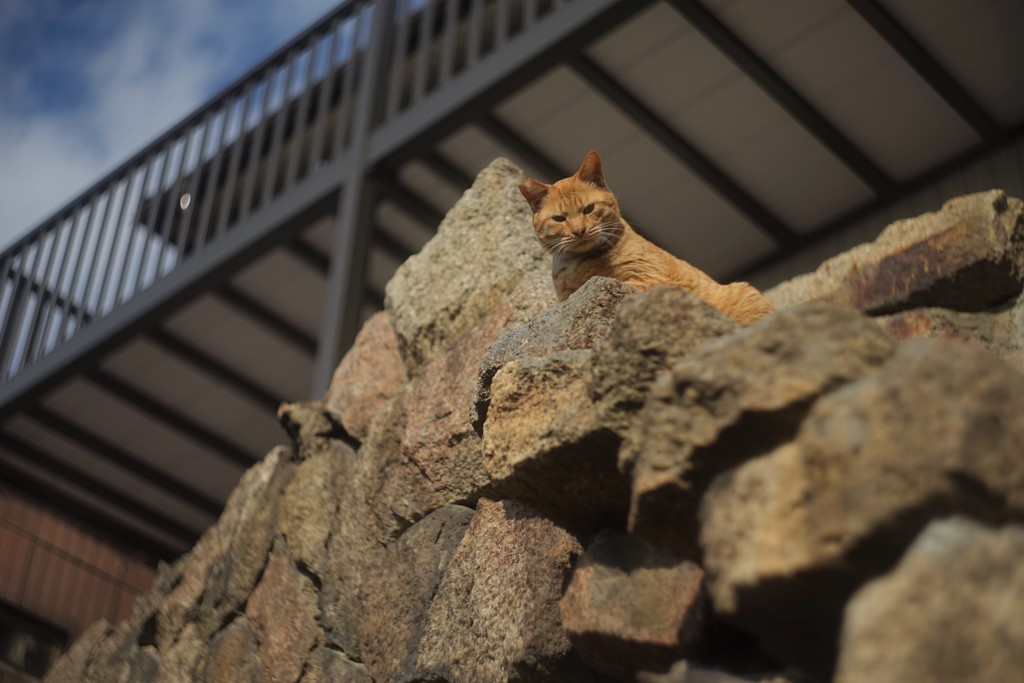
560, 530, 707, 682
588, 286, 740, 437
385, 157, 550, 375
835, 517, 1024, 683
323, 310, 409, 442
767, 190, 1024, 313
626, 303, 893, 558
472, 276, 634, 430
701, 338, 1024, 676
44, 169, 1024, 683
412, 499, 592, 682
483, 349, 627, 528
360, 505, 475, 683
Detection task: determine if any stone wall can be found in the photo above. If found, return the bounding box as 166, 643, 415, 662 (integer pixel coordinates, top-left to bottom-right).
44, 160, 1024, 683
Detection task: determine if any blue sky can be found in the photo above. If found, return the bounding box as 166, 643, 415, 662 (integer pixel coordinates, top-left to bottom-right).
0, 0, 341, 250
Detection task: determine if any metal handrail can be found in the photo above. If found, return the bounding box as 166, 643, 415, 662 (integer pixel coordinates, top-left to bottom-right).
0, 0, 555, 381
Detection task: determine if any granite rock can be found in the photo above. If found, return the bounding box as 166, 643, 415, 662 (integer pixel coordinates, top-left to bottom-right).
701, 338, 1024, 676
627, 303, 893, 558
385, 157, 550, 375
767, 190, 1024, 313
835, 517, 1024, 683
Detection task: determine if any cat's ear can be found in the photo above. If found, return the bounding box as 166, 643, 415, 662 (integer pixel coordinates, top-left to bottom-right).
519, 179, 549, 212
576, 150, 605, 187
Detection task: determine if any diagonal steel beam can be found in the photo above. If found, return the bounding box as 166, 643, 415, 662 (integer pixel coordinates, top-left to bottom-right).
84, 366, 255, 469
25, 405, 223, 517
0, 431, 201, 544
846, 0, 1003, 143
217, 284, 317, 355
478, 114, 572, 181
665, 0, 896, 197
570, 54, 800, 248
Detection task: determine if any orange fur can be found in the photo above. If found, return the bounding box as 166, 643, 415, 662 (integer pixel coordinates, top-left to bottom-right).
518, 150, 772, 325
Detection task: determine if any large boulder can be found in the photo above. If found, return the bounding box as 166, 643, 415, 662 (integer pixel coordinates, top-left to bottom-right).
701, 338, 1024, 676
560, 530, 707, 682
411, 499, 593, 682
626, 303, 893, 558
767, 190, 1024, 313
322, 310, 409, 442
834, 517, 1024, 683
385, 157, 550, 375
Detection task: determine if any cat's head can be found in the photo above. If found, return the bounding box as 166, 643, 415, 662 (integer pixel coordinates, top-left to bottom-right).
518, 150, 624, 258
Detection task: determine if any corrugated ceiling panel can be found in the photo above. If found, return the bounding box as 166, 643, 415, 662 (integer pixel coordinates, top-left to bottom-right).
587, 3, 875, 232
165, 295, 313, 402
398, 160, 466, 216
231, 249, 327, 340
3, 415, 214, 534
711, 0, 981, 180
40, 377, 244, 502
882, 0, 1024, 127
100, 338, 283, 456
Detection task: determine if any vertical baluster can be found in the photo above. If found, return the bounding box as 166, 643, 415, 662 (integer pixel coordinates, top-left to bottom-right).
495, 0, 510, 47
133, 144, 172, 295
24, 214, 72, 363
214, 80, 255, 240
95, 170, 138, 319
74, 185, 118, 333
524, 0, 537, 27
333, 10, 364, 154
385, 0, 413, 119
411, 0, 437, 102
56, 195, 101, 344
309, 17, 343, 170
172, 109, 214, 265
2, 234, 45, 377
33, 208, 79, 359
115, 156, 154, 306
261, 51, 299, 207
154, 134, 192, 275
194, 103, 232, 250
237, 71, 275, 225
439, 0, 459, 84
47, 203, 90, 342
0, 251, 20, 375
21, 220, 63, 363
285, 35, 324, 189
467, 0, 485, 65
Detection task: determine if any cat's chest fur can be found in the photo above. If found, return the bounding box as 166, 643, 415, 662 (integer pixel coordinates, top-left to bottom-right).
552, 251, 617, 301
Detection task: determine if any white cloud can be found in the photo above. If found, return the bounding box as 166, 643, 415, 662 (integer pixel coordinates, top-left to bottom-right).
0, 0, 338, 250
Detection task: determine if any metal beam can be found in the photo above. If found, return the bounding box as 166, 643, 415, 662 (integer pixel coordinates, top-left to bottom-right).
378, 181, 445, 229
313, 0, 397, 396
478, 114, 572, 181
216, 284, 317, 355
0, 459, 181, 561
0, 431, 200, 544
664, 0, 895, 197
421, 150, 474, 188
24, 405, 223, 517
147, 327, 282, 412
372, 223, 416, 264
570, 54, 800, 248
84, 366, 255, 469
846, 0, 1003, 143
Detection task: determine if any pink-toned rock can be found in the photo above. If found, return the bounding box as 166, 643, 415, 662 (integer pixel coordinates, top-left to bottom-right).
561, 531, 707, 681
245, 541, 321, 683
323, 311, 408, 442
412, 499, 593, 682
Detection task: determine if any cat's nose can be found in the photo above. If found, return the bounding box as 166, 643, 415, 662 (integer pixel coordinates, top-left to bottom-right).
572, 227, 586, 238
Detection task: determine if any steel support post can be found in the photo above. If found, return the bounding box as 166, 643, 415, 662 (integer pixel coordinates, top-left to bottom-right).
312, 0, 397, 396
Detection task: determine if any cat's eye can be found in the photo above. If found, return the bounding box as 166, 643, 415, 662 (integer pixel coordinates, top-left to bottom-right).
552, 215, 566, 222
582, 203, 595, 215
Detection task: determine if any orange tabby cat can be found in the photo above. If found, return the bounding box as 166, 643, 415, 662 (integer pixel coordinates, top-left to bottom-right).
519, 150, 772, 325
